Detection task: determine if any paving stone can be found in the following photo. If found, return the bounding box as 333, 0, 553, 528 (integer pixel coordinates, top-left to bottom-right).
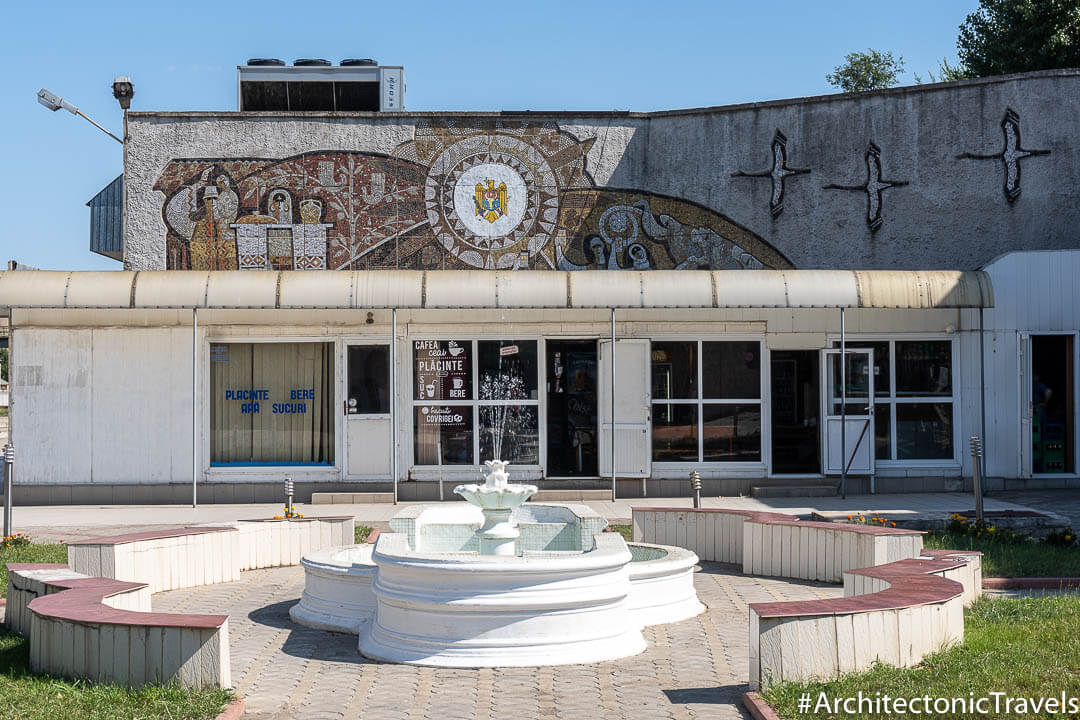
151, 561, 841, 720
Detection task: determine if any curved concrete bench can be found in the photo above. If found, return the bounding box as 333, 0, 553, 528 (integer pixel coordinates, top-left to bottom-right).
68, 517, 354, 593
750, 549, 981, 689
632, 507, 924, 582
7, 565, 229, 688
630, 507, 982, 690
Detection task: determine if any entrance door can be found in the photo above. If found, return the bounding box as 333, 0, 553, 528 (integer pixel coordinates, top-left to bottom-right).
545, 340, 599, 477
822, 348, 874, 475
1028, 334, 1075, 474
599, 339, 650, 477
345, 344, 392, 477
770, 350, 821, 473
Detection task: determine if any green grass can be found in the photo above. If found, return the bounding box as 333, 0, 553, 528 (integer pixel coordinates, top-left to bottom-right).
0, 544, 67, 598
764, 594, 1080, 719
923, 531, 1080, 577
0, 407, 7, 417
354, 525, 374, 544
608, 524, 633, 542
0, 630, 232, 719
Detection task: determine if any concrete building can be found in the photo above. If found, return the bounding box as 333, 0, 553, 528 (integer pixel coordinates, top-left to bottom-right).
3, 63, 1079, 503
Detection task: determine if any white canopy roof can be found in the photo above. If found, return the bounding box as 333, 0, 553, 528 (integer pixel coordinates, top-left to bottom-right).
0, 270, 993, 310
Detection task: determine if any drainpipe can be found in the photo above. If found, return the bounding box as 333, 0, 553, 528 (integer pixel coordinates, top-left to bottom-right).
610, 308, 616, 502
391, 308, 398, 505
192, 307, 198, 508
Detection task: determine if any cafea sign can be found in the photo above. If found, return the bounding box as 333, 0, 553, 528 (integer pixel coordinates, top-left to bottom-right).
414, 340, 472, 400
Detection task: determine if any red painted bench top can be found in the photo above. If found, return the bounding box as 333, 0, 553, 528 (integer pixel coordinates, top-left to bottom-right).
750, 550, 979, 619
67, 526, 237, 546
631, 507, 924, 535
23, 572, 227, 629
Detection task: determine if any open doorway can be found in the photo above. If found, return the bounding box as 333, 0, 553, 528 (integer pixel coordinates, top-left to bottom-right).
546, 340, 598, 477
1031, 335, 1074, 474
770, 350, 820, 473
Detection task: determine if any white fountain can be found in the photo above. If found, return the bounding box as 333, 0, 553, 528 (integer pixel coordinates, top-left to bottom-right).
452, 460, 536, 556
290, 369, 703, 667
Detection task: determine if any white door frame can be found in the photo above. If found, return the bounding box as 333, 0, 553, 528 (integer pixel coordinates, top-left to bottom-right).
1020, 330, 1080, 478
342, 338, 393, 480
821, 347, 875, 478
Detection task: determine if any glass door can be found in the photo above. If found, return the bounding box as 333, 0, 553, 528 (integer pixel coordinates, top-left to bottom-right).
822, 348, 874, 475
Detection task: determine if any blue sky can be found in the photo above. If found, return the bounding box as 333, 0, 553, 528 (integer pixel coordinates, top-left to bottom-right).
1, 0, 979, 270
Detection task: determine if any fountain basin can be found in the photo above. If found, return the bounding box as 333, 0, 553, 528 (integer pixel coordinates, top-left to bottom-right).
288, 544, 376, 634
359, 532, 647, 667
626, 542, 705, 627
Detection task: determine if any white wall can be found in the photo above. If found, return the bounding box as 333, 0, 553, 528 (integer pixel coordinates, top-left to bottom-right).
13, 327, 194, 485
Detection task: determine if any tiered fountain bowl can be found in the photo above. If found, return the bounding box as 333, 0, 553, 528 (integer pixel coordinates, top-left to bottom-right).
291, 460, 703, 667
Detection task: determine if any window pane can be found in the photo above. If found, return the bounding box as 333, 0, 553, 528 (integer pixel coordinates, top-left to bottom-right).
414, 340, 471, 401
478, 340, 538, 400
651, 342, 697, 400
896, 341, 951, 397
702, 342, 760, 399
702, 404, 761, 462
210, 342, 335, 465
347, 345, 389, 414
875, 403, 891, 460
896, 403, 953, 460
480, 406, 539, 465
414, 405, 473, 465
832, 341, 890, 396
652, 404, 698, 461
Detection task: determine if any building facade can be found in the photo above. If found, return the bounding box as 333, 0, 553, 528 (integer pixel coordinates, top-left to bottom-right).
4, 69, 1080, 503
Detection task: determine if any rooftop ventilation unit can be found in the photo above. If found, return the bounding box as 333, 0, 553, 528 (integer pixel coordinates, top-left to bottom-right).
238, 60, 403, 112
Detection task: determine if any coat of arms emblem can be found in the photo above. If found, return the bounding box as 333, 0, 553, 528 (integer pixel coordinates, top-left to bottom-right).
474, 179, 508, 223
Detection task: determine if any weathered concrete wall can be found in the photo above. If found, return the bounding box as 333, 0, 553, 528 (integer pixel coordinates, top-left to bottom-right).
124, 70, 1080, 273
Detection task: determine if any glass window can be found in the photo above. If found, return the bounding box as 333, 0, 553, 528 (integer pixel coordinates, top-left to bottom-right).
652, 404, 698, 462
651, 339, 763, 463
651, 342, 697, 399
412, 339, 541, 467
896, 341, 952, 397
414, 405, 473, 465
413, 340, 471, 401
347, 345, 389, 414
702, 342, 760, 399
210, 342, 335, 465
896, 403, 953, 460
702, 404, 761, 461
874, 404, 891, 460
478, 341, 538, 399
480, 406, 539, 464
832, 341, 890, 396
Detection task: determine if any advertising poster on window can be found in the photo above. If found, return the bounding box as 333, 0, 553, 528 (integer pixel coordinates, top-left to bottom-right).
414, 340, 472, 401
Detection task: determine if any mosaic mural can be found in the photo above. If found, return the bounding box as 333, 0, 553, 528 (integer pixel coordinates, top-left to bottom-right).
154, 119, 793, 271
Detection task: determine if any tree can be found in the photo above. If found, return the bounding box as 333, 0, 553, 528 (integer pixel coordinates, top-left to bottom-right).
827, 50, 906, 93
958, 0, 1080, 77
0, 348, 6, 383
915, 57, 974, 84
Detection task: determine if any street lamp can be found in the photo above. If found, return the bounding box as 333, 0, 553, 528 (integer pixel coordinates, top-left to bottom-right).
37, 86, 124, 144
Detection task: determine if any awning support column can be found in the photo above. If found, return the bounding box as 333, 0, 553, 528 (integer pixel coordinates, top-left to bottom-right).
392, 308, 398, 505
610, 308, 616, 503
840, 307, 847, 500
192, 307, 198, 508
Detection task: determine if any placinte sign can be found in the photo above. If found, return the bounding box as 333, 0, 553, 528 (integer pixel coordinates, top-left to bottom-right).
414, 340, 471, 400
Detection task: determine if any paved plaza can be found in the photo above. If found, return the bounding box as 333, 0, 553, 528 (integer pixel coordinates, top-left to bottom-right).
153, 563, 841, 720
